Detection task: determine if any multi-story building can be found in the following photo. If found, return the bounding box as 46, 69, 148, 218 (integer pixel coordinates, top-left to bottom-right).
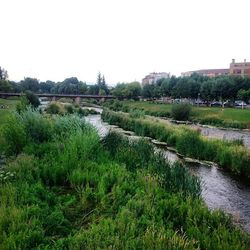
181, 69, 229, 77
229, 59, 250, 77
181, 59, 250, 78
142, 72, 170, 85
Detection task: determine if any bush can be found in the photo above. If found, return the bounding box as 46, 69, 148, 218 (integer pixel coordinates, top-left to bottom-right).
1, 115, 27, 156
24, 91, 40, 108
129, 109, 145, 119
46, 102, 63, 114
17, 108, 53, 143
171, 103, 192, 121
64, 104, 74, 114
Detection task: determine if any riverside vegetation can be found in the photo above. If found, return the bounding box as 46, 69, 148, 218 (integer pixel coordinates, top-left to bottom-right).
0, 109, 249, 249
102, 109, 250, 180
103, 100, 250, 129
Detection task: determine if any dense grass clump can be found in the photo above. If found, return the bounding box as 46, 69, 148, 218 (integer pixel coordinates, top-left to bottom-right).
46, 102, 64, 114
171, 103, 192, 121
0, 110, 249, 249
102, 110, 250, 179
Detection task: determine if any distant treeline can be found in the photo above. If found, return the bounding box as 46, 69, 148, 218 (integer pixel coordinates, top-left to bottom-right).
112, 74, 250, 103
1, 69, 250, 102
0, 73, 110, 96
141, 74, 250, 102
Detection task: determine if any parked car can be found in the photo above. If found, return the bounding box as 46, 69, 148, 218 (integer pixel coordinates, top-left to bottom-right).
223, 100, 234, 107
210, 101, 222, 107
235, 100, 247, 107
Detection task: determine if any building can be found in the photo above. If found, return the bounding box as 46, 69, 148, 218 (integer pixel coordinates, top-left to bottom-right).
181, 59, 250, 78
181, 69, 229, 77
142, 72, 170, 85
229, 59, 250, 77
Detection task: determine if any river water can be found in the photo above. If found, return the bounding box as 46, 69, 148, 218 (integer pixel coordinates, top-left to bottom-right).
85, 113, 250, 232
159, 117, 250, 148
192, 124, 250, 148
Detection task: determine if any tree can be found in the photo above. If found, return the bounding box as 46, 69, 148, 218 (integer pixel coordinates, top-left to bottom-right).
39, 80, 55, 93
25, 91, 40, 108
237, 89, 250, 103
0, 80, 12, 92
20, 78, 40, 92
102, 75, 106, 86
0, 67, 8, 80
112, 83, 127, 99
97, 72, 102, 87
142, 84, 154, 99
88, 85, 99, 95
96, 72, 109, 95
200, 80, 214, 104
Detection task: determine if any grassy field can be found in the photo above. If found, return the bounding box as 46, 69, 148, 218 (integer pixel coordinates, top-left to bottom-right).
0, 98, 20, 128
111, 101, 250, 128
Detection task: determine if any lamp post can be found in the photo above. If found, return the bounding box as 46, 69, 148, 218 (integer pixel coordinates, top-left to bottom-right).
197, 93, 200, 107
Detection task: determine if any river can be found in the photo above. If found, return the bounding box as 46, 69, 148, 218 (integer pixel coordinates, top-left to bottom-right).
158, 117, 250, 148
85, 113, 250, 232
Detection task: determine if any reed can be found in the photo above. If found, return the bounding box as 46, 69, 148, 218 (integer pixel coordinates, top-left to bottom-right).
0, 110, 249, 249
102, 109, 250, 179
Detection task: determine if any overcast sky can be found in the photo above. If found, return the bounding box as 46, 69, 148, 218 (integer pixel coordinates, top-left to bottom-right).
1, 0, 250, 85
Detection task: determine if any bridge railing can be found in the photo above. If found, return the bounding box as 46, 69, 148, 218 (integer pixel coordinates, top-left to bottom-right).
0, 92, 115, 99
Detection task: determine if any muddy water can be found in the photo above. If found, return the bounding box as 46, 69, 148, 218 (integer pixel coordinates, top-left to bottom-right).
85, 113, 250, 232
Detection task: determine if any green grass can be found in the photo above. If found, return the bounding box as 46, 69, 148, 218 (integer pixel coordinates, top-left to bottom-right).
0, 98, 20, 128
0, 110, 249, 249
105, 100, 250, 128
193, 107, 250, 122
102, 109, 250, 179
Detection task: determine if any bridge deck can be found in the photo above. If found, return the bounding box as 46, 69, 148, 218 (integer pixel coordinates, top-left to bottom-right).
0, 93, 114, 99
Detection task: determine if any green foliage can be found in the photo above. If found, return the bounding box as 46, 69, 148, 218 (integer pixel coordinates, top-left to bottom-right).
102, 110, 250, 179
237, 88, 250, 103
0, 110, 249, 249
112, 82, 142, 100
16, 96, 29, 113
0, 80, 12, 92
1, 115, 27, 156
129, 109, 145, 118
171, 103, 192, 121
64, 104, 74, 114
24, 91, 40, 108
46, 102, 63, 114
17, 108, 53, 143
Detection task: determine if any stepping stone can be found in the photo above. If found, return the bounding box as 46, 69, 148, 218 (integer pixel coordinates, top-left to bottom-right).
151, 139, 168, 147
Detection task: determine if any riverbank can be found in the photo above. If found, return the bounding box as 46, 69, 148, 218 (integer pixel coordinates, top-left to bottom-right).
103, 100, 250, 129
1, 110, 249, 248
102, 109, 250, 180
87, 113, 250, 232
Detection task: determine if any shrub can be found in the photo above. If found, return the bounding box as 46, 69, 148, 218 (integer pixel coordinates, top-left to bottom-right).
64, 104, 74, 114
129, 109, 145, 119
171, 103, 192, 121
1, 115, 27, 156
17, 108, 53, 143
24, 91, 40, 108
46, 102, 63, 114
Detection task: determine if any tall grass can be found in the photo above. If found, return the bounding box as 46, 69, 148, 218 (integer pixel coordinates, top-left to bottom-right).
102, 110, 250, 179
0, 110, 249, 249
